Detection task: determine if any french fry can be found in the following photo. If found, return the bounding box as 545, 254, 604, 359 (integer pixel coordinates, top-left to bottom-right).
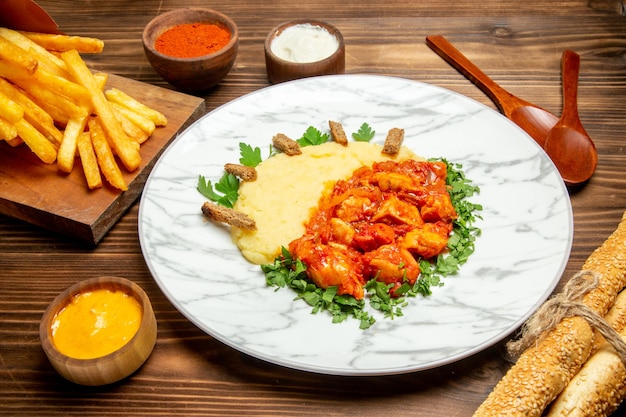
35, 100, 70, 127
0, 36, 38, 74
0, 27, 70, 78
0, 77, 62, 145
88, 117, 127, 191
0, 116, 17, 141
14, 118, 57, 164
93, 72, 109, 90
57, 116, 88, 173
8, 75, 89, 122
33, 67, 92, 107
110, 102, 156, 136
97, 71, 148, 142
112, 107, 149, 144
0, 59, 90, 107
76, 131, 102, 189
19, 31, 104, 54
105, 88, 167, 126
0, 89, 24, 123
5, 137, 23, 147
0, 58, 88, 121
62, 49, 141, 172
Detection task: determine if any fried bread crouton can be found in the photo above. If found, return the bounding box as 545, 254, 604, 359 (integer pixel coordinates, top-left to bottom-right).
224, 163, 257, 181
272, 133, 301, 156
329, 120, 348, 146
382, 127, 404, 155
201, 201, 257, 230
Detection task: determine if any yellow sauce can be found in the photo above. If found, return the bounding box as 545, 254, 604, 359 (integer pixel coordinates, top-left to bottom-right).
51, 288, 142, 359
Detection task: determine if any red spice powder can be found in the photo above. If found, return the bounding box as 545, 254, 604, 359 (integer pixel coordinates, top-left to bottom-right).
155, 22, 231, 58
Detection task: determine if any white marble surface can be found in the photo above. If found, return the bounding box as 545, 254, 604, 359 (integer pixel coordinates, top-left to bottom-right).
138, 75, 573, 376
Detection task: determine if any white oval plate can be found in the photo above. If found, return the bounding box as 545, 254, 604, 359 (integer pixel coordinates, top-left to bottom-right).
138, 75, 572, 376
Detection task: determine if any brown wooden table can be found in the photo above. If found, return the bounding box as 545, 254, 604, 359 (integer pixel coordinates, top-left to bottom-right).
1, 1, 625, 415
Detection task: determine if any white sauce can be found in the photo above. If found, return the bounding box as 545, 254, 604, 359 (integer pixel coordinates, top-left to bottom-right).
270, 23, 339, 63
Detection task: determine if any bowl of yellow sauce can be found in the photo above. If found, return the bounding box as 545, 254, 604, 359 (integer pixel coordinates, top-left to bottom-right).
40, 276, 157, 386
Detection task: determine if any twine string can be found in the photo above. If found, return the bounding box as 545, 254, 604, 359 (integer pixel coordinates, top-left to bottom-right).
506, 270, 626, 366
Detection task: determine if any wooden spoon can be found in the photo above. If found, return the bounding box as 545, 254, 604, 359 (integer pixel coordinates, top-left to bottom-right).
426, 35, 558, 148
543, 50, 597, 186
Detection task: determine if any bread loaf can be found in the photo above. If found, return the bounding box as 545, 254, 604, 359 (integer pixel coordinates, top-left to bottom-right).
546, 290, 626, 417
473, 211, 626, 417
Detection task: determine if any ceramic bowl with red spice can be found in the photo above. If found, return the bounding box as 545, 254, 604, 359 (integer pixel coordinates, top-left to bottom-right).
142, 8, 238, 92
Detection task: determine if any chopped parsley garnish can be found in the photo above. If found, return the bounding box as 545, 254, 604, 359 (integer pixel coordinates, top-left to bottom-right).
439, 158, 483, 266
297, 126, 330, 147
261, 158, 482, 329
365, 279, 406, 320
262, 248, 376, 329
352, 123, 376, 142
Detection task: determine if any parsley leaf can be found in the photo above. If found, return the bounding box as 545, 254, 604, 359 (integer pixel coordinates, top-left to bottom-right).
197, 175, 222, 201
197, 173, 240, 208
352, 123, 376, 142
239, 142, 263, 167
297, 126, 329, 147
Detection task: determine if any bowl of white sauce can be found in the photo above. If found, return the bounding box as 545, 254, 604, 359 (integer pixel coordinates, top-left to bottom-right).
264, 20, 345, 84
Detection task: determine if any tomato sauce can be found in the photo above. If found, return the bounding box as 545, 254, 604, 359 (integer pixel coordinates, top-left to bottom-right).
289, 159, 457, 299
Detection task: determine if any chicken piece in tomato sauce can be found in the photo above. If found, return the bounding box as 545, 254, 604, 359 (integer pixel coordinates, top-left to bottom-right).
289, 237, 365, 300
362, 243, 420, 292
288, 159, 457, 300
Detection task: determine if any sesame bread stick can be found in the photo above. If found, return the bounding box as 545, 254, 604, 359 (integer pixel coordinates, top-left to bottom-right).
473, 211, 626, 417
590, 287, 626, 354
546, 289, 626, 417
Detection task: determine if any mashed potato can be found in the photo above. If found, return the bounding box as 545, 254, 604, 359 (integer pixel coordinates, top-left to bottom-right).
231, 141, 419, 264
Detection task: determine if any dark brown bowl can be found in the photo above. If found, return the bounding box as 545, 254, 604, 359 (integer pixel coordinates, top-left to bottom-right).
142, 8, 238, 92
264, 20, 345, 84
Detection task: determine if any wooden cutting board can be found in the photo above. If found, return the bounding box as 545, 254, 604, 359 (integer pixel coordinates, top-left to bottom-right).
0, 74, 205, 244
